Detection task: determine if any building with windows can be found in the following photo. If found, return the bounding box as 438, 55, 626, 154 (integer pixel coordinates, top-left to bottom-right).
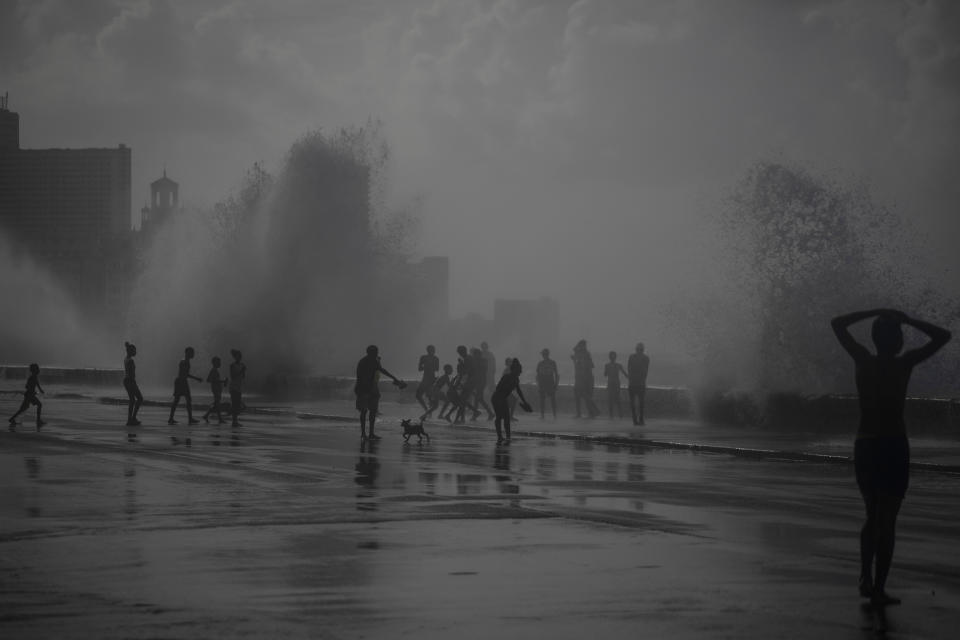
0, 95, 133, 323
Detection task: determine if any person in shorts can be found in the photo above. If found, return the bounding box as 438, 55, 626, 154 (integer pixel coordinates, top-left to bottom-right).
355, 345, 406, 440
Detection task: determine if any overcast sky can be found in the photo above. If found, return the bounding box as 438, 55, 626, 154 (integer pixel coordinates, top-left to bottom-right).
2, 0, 958, 353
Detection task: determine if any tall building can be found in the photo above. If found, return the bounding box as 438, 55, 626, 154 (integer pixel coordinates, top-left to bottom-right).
0, 96, 133, 322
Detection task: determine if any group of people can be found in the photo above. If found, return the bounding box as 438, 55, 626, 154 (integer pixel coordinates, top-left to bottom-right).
403, 340, 651, 427
4, 307, 955, 607
350, 339, 651, 444
355, 342, 532, 444
121, 342, 247, 429
569, 340, 650, 425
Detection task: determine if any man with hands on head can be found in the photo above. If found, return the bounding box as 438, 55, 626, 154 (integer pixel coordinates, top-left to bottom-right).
831, 308, 951, 607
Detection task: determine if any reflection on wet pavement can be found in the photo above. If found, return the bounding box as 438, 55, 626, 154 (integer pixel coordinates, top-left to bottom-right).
1, 396, 960, 638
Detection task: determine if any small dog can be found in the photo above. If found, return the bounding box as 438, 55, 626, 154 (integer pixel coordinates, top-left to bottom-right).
401, 418, 430, 443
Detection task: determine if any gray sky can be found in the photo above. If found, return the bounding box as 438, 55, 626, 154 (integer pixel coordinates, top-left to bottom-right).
2, 0, 958, 355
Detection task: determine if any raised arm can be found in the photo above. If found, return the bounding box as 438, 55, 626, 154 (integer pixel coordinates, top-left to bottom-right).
901, 315, 952, 365
831, 309, 889, 360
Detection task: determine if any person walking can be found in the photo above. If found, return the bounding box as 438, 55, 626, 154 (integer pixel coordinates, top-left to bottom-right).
8, 363, 45, 430
168, 347, 202, 425
203, 356, 228, 424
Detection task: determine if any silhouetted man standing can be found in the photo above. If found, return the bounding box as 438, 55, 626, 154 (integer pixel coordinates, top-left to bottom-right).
536, 348, 559, 419
627, 342, 650, 425
832, 308, 950, 606
355, 345, 406, 441
571, 339, 599, 418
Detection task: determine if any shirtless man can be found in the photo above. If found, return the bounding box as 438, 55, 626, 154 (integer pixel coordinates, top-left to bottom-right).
831, 308, 950, 606
415, 345, 440, 413
355, 345, 406, 440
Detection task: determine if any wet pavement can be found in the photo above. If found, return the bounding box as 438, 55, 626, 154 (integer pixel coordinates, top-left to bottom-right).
2, 394, 960, 638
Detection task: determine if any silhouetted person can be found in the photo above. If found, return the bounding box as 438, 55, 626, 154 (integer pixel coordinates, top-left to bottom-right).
452, 345, 480, 423
423, 363, 454, 421
9, 363, 44, 430
536, 348, 559, 419
832, 308, 951, 606
355, 345, 406, 440
627, 342, 650, 425
439, 364, 463, 423
416, 345, 440, 413
481, 341, 497, 394
123, 342, 143, 427
228, 349, 246, 427
471, 347, 495, 420
572, 339, 600, 418
491, 358, 532, 443
603, 351, 628, 419
203, 356, 227, 424
168, 347, 202, 425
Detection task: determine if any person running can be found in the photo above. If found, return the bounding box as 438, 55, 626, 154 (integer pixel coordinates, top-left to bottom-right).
831, 308, 951, 606
355, 345, 406, 440
471, 347, 495, 421
123, 342, 143, 427
203, 356, 228, 424
9, 363, 45, 430
491, 358, 532, 443
439, 364, 463, 423
571, 339, 600, 418
415, 345, 440, 413
536, 348, 559, 419
603, 351, 628, 419
423, 363, 454, 421
168, 347, 202, 425
228, 349, 246, 427
627, 342, 650, 426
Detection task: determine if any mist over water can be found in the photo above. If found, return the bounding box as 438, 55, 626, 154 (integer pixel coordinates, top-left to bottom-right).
126, 127, 418, 385
0, 233, 114, 368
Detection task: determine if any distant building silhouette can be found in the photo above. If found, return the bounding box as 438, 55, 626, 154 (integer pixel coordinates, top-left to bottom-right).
139, 169, 179, 236
0, 95, 134, 325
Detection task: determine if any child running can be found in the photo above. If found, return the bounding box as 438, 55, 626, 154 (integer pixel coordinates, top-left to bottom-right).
422, 363, 453, 421
168, 347, 202, 425
9, 363, 45, 430
203, 356, 228, 424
